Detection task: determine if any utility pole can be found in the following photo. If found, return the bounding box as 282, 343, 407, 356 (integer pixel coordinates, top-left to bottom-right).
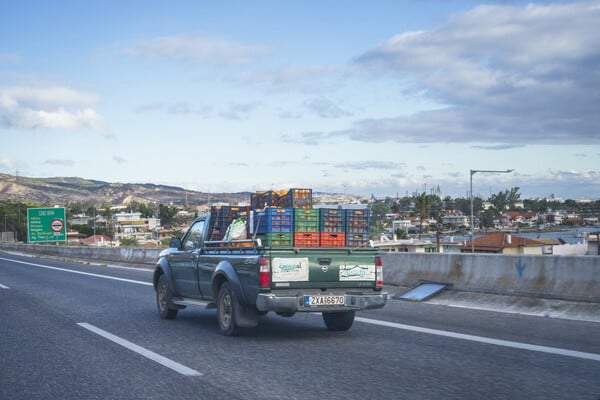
470, 169, 514, 253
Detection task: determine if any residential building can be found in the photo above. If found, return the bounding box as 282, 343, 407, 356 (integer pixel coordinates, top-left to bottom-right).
460, 232, 545, 254
113, 212, 160, 242
442, 212, 468, 227
371, 237, 438, 253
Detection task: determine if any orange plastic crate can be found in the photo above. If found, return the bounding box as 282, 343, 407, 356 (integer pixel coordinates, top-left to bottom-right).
294, 232, 320, 247
319, 232, 346, 247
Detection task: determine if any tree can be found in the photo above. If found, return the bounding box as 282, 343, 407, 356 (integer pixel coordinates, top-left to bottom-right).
443, 196, 455, 212
119, 237, 139, 246
480, 209, 497, 229
454, 197, 471, 215
369, 198, 392, 239
508, 187, 521, 210
489, 187, 521, 212
159, 204, 179, 228
415, 192, 430, 238
489, 190, 509, 212
394, 229, 409, 239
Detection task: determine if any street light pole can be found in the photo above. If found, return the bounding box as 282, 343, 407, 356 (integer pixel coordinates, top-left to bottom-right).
470, 169, 514, 253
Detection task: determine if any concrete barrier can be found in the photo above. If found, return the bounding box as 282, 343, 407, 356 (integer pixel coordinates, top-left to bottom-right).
0, 243, 161, 266
1, 243, 599, 302
381, 252, 600, 303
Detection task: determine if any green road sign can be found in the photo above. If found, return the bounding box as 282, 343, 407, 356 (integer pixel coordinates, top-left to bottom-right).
27, 207, 66, 243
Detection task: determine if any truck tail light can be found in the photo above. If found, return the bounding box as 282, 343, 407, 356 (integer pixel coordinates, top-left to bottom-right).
375, 256, 383, 288
259, 256, 271, 288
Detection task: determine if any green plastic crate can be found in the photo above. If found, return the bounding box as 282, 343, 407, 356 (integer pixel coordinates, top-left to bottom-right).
294, 208, 319, 232
258, 232, 293, 247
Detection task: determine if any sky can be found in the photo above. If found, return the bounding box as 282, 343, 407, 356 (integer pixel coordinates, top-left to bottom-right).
1, 0, 599, 201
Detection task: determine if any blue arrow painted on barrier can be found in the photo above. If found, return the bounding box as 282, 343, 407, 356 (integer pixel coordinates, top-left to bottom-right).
515, 258, 526, 278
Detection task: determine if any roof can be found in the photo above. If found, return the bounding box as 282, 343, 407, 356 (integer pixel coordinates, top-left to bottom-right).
81, 235, 113, 244
461, 232, 544, 252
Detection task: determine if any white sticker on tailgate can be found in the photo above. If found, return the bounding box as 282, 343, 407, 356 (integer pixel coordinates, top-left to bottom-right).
339, 264, 376, 281
272, 257, 309, 282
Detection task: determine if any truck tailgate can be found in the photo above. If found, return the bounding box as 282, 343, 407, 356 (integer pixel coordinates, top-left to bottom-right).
267, 247, 380, 290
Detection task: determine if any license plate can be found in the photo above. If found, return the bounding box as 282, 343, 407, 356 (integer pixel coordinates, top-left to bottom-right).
304, 295, 345, 307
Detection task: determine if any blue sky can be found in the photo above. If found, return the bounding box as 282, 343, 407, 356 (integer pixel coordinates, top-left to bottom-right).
1, 0, 599, 200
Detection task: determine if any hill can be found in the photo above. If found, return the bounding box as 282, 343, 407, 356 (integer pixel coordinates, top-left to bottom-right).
0, 173, 249, 206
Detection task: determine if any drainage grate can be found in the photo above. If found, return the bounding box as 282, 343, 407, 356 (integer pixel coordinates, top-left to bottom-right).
397, 283, 447, 301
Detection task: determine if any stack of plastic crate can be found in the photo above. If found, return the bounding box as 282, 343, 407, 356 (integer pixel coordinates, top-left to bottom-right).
209, 206, 249, 241
319, 208, 346, 247
345, 209, 370, 247
253, 208, 294, 246
293, 208, 319, 247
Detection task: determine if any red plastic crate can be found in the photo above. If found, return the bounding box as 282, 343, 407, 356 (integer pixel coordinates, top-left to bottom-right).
294, 232, 320, 247
319, 232, 346, 247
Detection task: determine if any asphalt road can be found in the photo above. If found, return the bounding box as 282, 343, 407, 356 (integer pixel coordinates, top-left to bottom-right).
1, 251, 599, 400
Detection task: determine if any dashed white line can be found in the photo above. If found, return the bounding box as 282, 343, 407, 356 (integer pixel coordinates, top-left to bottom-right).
0, 257, 152, 286
356, 316, 600, 363
77, 323, 202, 376
4, 255, 598, 364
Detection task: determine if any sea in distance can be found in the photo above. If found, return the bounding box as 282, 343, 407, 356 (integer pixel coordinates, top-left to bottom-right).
430, 226, 600, 245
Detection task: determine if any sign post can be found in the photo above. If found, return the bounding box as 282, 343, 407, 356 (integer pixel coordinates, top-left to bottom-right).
27, 207, 67, 243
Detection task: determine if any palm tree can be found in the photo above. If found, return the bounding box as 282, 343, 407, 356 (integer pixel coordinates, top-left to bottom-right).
415, 192, 430, 239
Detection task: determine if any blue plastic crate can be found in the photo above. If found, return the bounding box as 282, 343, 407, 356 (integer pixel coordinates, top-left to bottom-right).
253, 208, 294, 233
345, 209, 370, 234
319, 208, 346, 232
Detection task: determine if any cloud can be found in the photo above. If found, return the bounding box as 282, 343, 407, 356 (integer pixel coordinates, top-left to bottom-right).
219, 102, 260, 120
304, 98, 352, 119
334, 161, 406, 170
472, 144, 523, 150
124, 35, 271, 65
281, 131, 329, 146
278, 110, 302, 119
135, 102, 212, 117
112, 155, 127, 164
44, 159, 74, 167
0, 84, 108, 135
232, 66, 341, 93
345, 1, 600, 146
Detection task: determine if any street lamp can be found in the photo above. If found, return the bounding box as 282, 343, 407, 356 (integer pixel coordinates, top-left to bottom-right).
470, 169, 514, 253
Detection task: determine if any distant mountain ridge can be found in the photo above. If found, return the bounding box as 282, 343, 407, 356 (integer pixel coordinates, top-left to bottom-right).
0, 173, 249, 205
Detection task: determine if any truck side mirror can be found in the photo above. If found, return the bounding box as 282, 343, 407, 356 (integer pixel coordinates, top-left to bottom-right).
169, 237, 182, 249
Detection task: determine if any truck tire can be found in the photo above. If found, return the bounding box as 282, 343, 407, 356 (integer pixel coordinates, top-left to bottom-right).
156, 274, 178, 320
217, 282, 240, 336
322, 311, 355, 331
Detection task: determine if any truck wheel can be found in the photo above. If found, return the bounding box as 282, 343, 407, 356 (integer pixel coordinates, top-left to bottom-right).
217, 282, 240, 336
322, 311, 355, 331
156, 274, 178, 320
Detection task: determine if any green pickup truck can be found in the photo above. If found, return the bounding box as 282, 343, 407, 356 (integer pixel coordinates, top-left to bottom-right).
153, 215, 387, 335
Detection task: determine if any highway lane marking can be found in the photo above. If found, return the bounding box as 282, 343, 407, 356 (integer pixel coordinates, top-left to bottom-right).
0, 257, 152, 286
77, 323, 202, 377
5, 255, 598, 363
356, 316, 600, 363
0, 283, 9, 289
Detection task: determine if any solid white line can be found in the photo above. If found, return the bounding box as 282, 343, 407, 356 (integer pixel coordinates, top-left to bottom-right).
0, 283, 9, 289
77, 323, 202, 376
356, 316, 600, 363
0, 257, 152, 286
